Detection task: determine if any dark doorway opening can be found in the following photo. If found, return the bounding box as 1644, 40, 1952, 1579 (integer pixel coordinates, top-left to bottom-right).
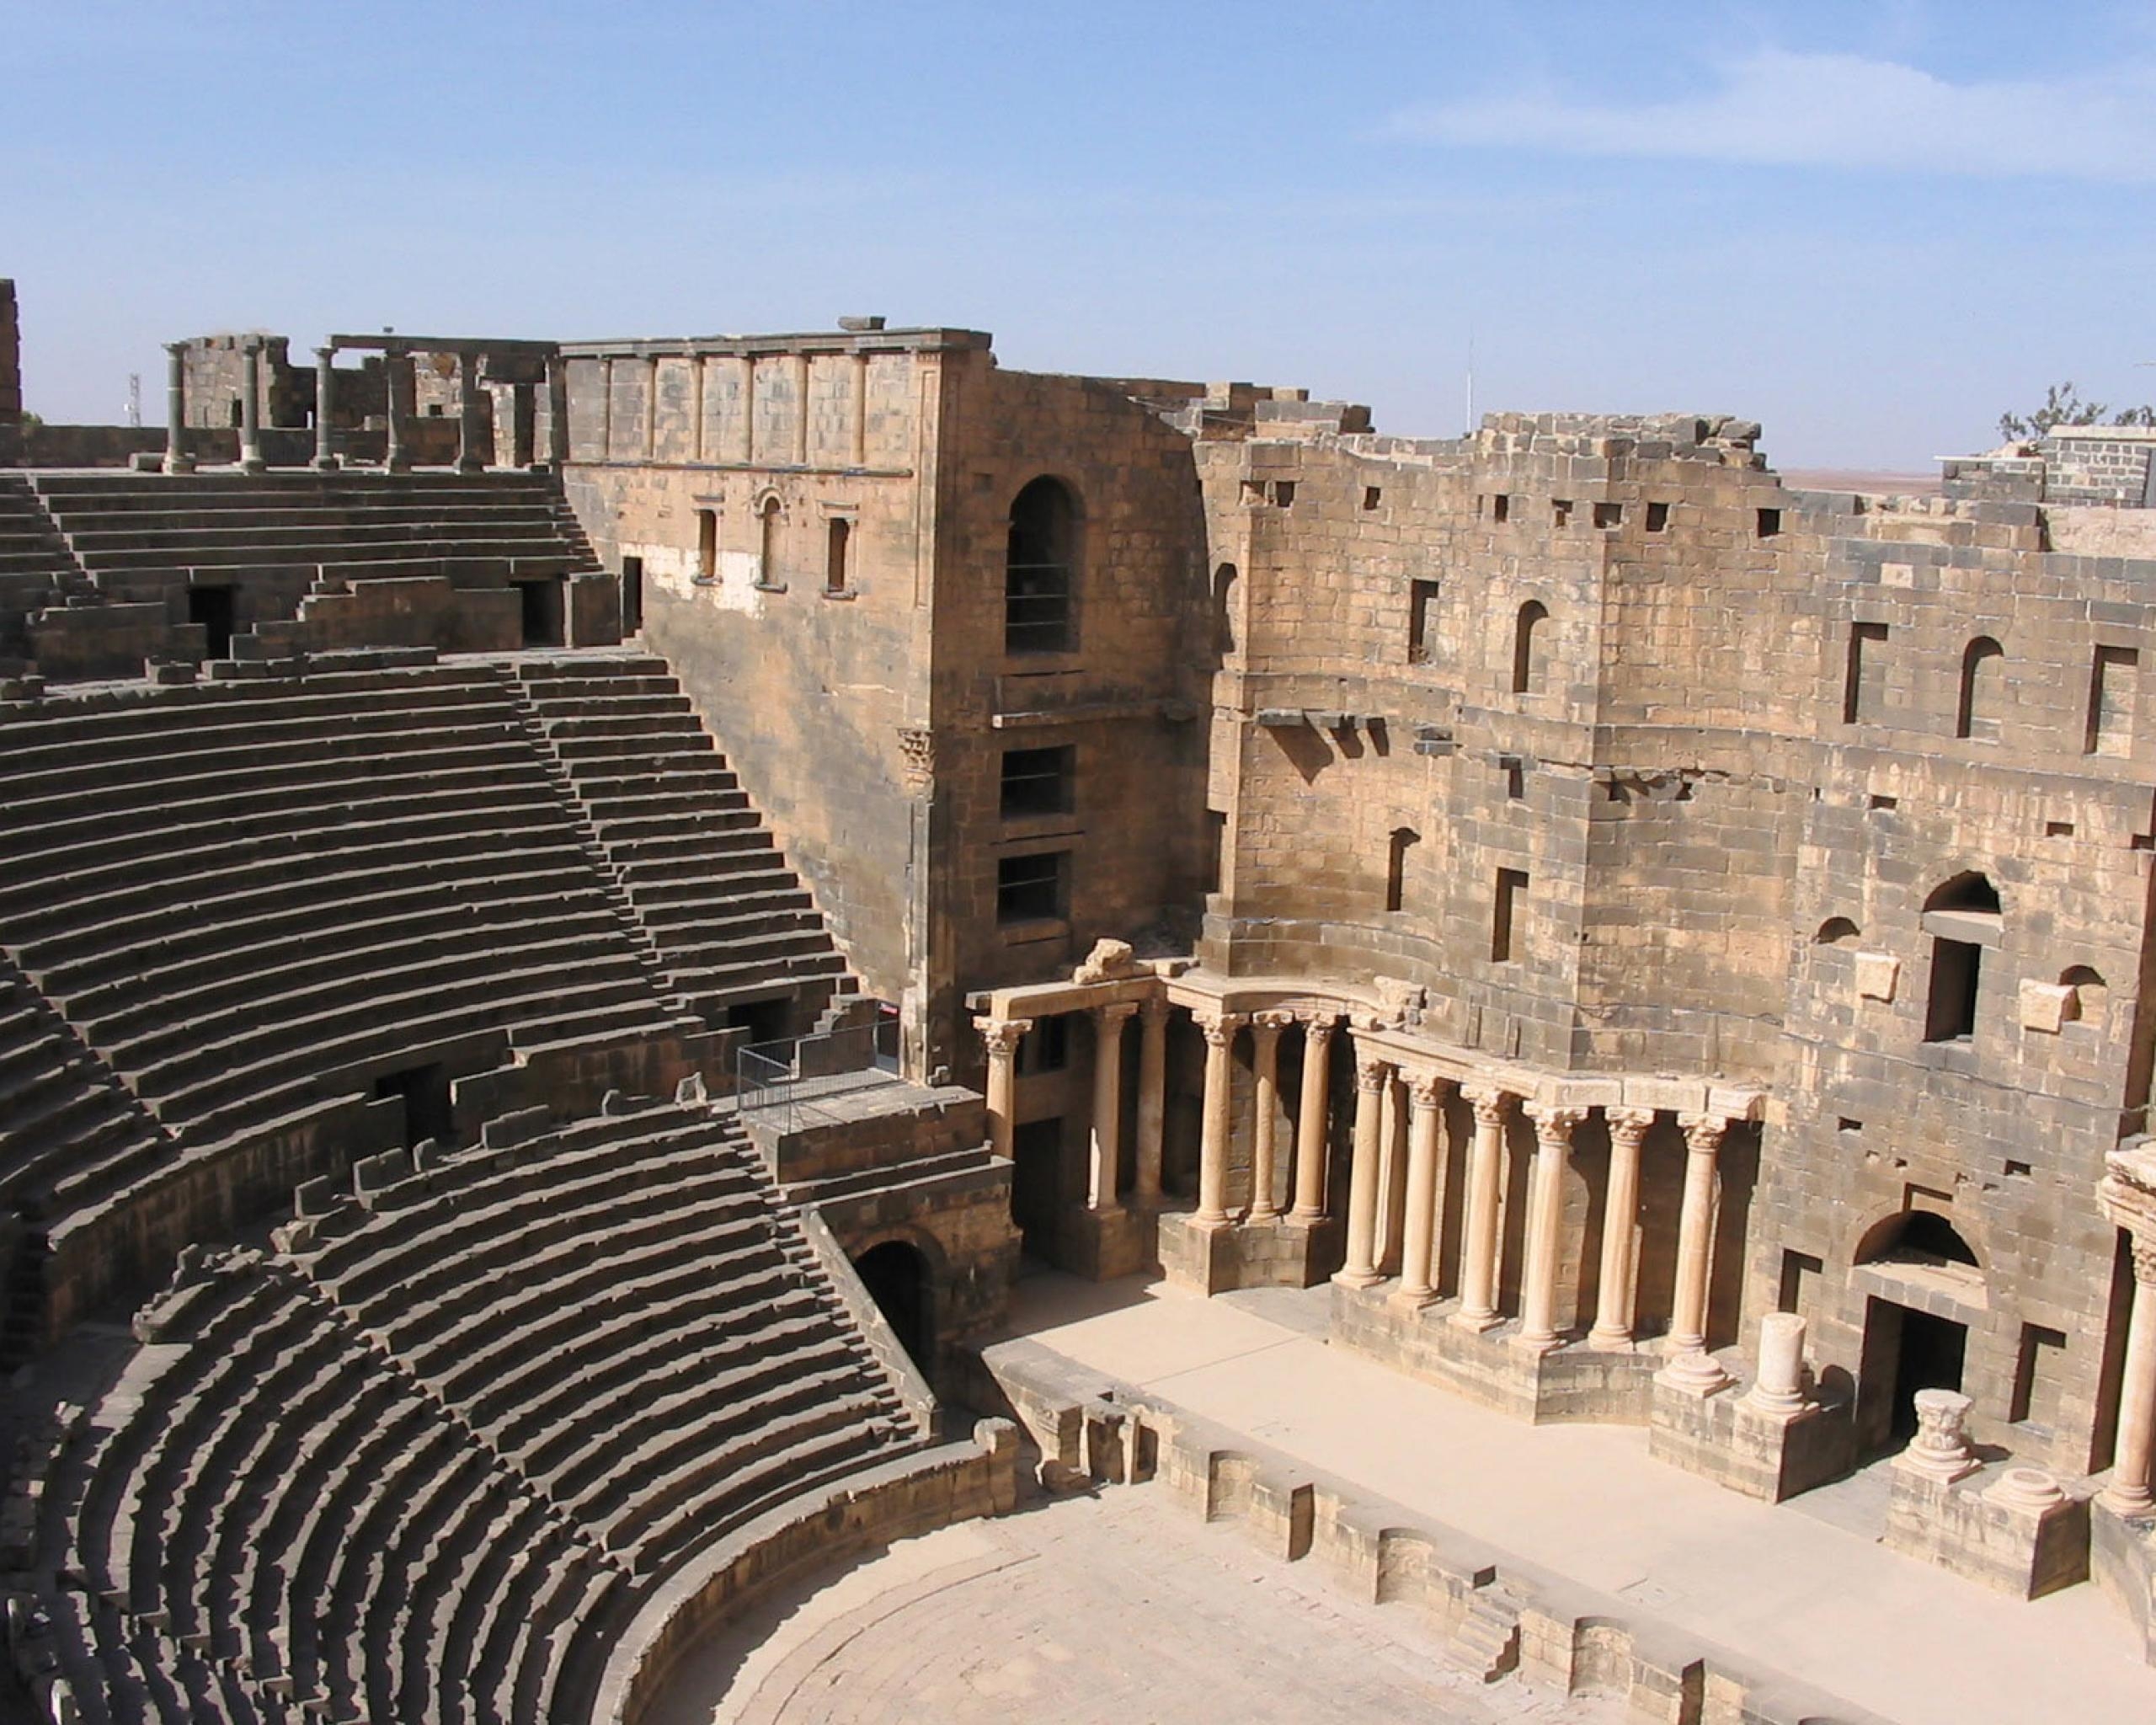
620, 556, 644, 633
1858, 1296, 1969, 1455
854, 1240, 931, 1372
1011, 1117, 1065, 1261
515, 576, 564, 648
189, 585, 235, 659
725, 996, 790, 1046
374, 1062, 453, 1149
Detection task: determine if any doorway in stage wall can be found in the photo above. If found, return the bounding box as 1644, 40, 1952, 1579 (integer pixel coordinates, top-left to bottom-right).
1857, 1295, 1970, 1455
853, 1239, 932, 1374
1011, 1117, 1065, 1266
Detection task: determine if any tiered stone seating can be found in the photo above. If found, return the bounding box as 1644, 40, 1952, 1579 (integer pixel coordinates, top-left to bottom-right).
0, 473, 93, 655
512, 656, 850, 1022
26, 1099, 926, 1723
0, 662, 690, 1160
0, 951, 172, 1219
29, 472, 599, 595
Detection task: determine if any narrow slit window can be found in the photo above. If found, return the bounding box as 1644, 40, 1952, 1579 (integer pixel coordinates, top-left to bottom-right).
755, 497, 782, 587
1491, 494, 1511, 524
1385, 828, 1419, 914
2087, 644, 2137, 756
1407, 579, 1440, 665
1956, 636, 2004, 741
1512, 601, 1549, 695
1843, 622, 1887, 724
696, 509, 718, 582
825, 516, 851, 593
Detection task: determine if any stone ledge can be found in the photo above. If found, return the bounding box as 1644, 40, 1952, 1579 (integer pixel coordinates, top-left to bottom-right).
975, 1339, 1894, 1725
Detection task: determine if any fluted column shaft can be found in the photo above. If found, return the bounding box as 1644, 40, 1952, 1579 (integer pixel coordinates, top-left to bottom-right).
237, 340, 265, 474
1394, 1073, 1452, 1306
1246, 1013, 1294, 1223
1134, 996, 1168, 1203
1588, 1108, 1656, 1348
2106, 1241, 2156, 1514
1454, 1085, 1513, 1330
1518, 1104, 1586, 1352
163, 343, 195, 475
1335, 1048, 1390, 1287
1088, 1002, 1136, 1213
312, 347, 339, 472
979, 1017, 1032, 1162
1291, 1017, 1337, 1221
1193, 1011, 1245, 1226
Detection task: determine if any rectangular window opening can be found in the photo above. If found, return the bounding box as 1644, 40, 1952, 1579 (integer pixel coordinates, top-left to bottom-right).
1204, 808, 1227, 895
1363, 486, 1382, 510
1271, 479, 1296, 507
825, 515, 851, 593
2087, 644, 2137, 756
620, 555, 644, 632
1016, 1014, 1071, 1076
1924, 937, 1983, 1043
1646, 501, 1670, 532
1593, 501, 1623, 529
696, 508, 718, 582
996, 850, 1070, 926
1492, 868, 1528, 964
1843, 622, 1888, 724
1501, 756, 1524, 800
1777, 1249, 1824, 1317
1757, 507, 1782, 538
1552, 499, 1573, 526
1407, 578, 1440, 665
2046, 820, 2075, 838
1491, 494, 1511, 524
999, 745, 1075, 820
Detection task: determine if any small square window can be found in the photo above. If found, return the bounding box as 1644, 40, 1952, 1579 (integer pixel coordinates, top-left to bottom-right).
996, 851, 1070, 925
1000, 745, 1075, 819
1593, 501, 1623, 529
1363, 486, 1382, 510
1646, 501, 1670, 531
1757, 507, 1782, 538
1271, 480, 1296, 508
1552, 499, 1573, 526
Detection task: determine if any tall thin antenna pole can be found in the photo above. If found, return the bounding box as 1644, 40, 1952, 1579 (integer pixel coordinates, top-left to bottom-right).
1465, 333, 1476, 437
126, 373, 141, 429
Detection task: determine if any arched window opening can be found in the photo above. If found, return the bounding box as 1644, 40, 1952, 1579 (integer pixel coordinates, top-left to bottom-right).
2062, 964, 2108, 1028
1385, 827, 1420, 914
1006, 476, 1077, 654
1815, 916, 1861, 948
756, 495, 782, 587
1856, 1209, 1981, 1271
1921, 873, 2000, 1044
1512, 601, 1549, 695
1956, 636, 2005, 741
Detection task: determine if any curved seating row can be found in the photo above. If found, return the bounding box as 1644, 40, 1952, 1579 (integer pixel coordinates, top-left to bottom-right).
22, 1098, 924, 1722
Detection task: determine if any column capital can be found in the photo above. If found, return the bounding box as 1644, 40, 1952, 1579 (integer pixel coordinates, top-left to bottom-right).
979, 1017, 1033, 1058
1094, 999, 1139, 1028
1296, 1007, 1341, 1029
1605, 1105, 1657, 1146
1193, 1008, 1246, 1047
1524, 1101, 1588, 1144
1462, 1082, 1515, 1127
1139, 992, 1172, 1028
2132, 1236, 2156, 1288
1353, 1049, 1391, 1092
1251, 1008, 1298, 1038
315, 344, 337, 363
165, 339, 190, 360
1404, 1070, 1453, 1109
1678, 1113, 1730, 1156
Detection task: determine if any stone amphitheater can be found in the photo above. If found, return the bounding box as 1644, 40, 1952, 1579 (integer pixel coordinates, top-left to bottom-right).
5, 286, 2156, 1723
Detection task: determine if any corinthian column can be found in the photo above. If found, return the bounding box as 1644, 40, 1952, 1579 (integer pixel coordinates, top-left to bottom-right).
1290, 1013, 1337, 1222
1193, 1010, 1245, 1226
1588, 1108, 1656, 1349
1453, 1084, 1514, 1331
1393, 1071, 1452, 1307
237, 339, 266, 474
2106, 1238, 2156, 1514
1246, 1012, 1294, 1223
1661, 1113, 1732, 1391
163, 343, 195, 474
979, 1017, 1033, 1162
313, 346, 339, 471
1088, 1002, 1137, 1214
1334, 1047, 1390, 1288
1518, 1103, 1586, 1353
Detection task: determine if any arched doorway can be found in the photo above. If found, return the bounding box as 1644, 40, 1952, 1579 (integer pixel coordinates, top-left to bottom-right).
853, 1239, 933, 1373
1854, 1210, 1982, 1455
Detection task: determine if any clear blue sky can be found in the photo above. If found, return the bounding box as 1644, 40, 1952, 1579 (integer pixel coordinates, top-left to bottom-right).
8, 1, 2154, 469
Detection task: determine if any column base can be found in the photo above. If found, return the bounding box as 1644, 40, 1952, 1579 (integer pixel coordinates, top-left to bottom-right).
2102, 1485, 2156, 1519
1655, 1348, 1732, 1396
1886, 1462, 2090, 1599
1513, 1330, 1562, 1356
1387, 1284, 1437, 1314
1331, 1267, 1385, 1291
163, 454, 196, 476
1449, 1306, 1503, 1335
1585, 1324, 1636, 1352
386, 457, 414, 475
456, 457, 485, 475
312, 455, 340, 473
1647, 1370, 1854, 1503
1059, 1203, 1148, 1282
238, 455, 267, 476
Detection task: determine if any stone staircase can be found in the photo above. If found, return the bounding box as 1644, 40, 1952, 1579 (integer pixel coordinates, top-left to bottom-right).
0, 474, 93, 657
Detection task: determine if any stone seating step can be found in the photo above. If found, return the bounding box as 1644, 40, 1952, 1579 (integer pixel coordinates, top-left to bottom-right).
76, 533, 579, 575
58, 499, 572, 535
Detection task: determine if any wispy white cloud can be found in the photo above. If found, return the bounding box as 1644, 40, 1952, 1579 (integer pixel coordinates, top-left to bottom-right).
1390, 50, 2156, 182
